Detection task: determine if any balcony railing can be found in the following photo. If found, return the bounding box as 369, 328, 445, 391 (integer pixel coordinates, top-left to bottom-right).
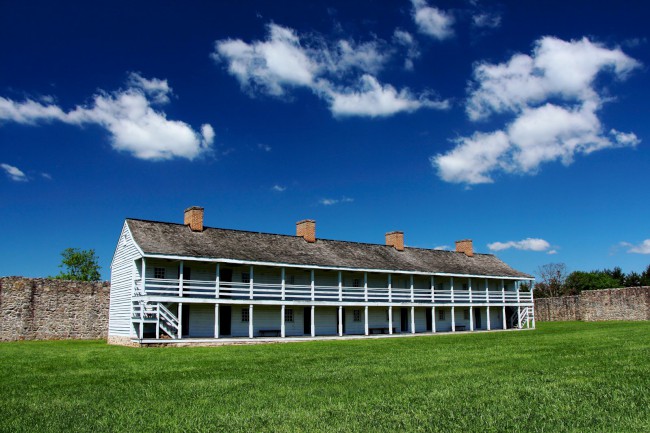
135, 278, 533, 304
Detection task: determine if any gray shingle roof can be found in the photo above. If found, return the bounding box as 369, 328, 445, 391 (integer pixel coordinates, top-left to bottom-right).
126, 219, 532, 279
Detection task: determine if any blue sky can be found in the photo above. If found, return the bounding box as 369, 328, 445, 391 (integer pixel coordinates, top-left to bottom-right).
1, 0, 649, 280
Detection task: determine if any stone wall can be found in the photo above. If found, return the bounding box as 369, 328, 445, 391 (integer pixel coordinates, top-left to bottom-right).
535, 287, 650, 322
0, 277, 110, 341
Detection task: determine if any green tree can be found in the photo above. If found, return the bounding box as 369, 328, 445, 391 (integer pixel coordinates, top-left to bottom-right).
624, 271, 642, 287
640, 265, 650, 286
52, 248, 101, 281
603, 266, 625, 287
564, 271, 620, 294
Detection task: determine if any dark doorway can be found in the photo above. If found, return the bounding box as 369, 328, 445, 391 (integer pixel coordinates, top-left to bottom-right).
303, 307, 311, 335
475, 308, 482, 330
425, 308, 432, 331
400, 307, 408, 332
219, 305, 231, 336
220, 268, 233, 298
181, 304, 190, 336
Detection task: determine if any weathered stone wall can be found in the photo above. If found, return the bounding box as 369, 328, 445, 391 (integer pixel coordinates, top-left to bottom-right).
0, 277, 110, 341
535, 287, 650, 322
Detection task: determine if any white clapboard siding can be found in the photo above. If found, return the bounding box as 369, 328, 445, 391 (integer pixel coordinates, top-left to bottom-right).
314, 307, 337, 335
415, 308, 428, 332
436, 307, 453, 332
109, 223, 142, 337
187, 304, 215, 337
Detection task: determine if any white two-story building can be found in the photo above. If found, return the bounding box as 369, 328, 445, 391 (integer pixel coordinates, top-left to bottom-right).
108, 207, 535, 346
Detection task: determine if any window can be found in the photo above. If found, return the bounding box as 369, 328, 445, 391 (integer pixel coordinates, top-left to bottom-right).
353, 309, 361, 322
464, 309, 470, 320
154, 267, 165, 279
285, 308, 294, 322
241, 308, 249, 322
242, 272, 250, 283
438, 310, 445, 321
353, 278, 360, 288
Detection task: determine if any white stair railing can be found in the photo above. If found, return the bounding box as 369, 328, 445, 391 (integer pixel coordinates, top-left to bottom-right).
157, 303, 179, 338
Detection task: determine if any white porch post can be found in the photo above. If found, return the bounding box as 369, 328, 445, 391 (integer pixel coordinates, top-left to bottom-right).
311, 269, 315, 301
516, 281, 522, 329
451, 306, 456, 332
388, 274, 393, 335
178, 261, 184, 297
431, 276, 435, 302
431, 306, 436, 333
487, 306, 491, 331
364, 272, 368, 302
249, 266, 254, 300
214, 304, 219, 338
156, 304, 160, 339
410, 275, 414, 302
338, 306, 343, 336
281, 267, 286, 301
311, 305, 315, 337
338, 271, 342, 302
469, 278, 474, 331
281, 305, 285, 338
249, 304, 254, 338
451, 276, 455, 332
364, 306, 369, 336
177, 303, 182, 339
215, 263, 220, 299
141, 257, 146, 294
410, 306, 415, 334
502, 279, 506, 329
485, 277, 489, 305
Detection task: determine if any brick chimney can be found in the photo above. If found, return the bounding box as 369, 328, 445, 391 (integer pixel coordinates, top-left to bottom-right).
296, 219, 316, 243
184, 206, 204, 232
385, 231, 404, 251
455, 239, 473, 257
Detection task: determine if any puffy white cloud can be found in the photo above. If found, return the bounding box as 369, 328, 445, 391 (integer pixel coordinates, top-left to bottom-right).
327, 75, 448, 118
214, 23, 445, 118
0, 73, 213, 161
213, 24, 317, 96
620, 240, 650, 254
433, 36, 640, 184
411, 0, 454, 40
1, 163, 28, 182
467, 36, 639, 120
271, 184, 286, 192
488, 238, 551, 252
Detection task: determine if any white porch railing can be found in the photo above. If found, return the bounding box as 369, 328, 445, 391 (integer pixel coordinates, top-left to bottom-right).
137, 277, 533, 304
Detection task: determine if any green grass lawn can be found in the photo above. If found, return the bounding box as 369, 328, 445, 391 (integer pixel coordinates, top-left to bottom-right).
1, 322, 649, 432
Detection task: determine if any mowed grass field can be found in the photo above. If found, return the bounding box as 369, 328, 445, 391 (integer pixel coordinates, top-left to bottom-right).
1, 322, 649, 432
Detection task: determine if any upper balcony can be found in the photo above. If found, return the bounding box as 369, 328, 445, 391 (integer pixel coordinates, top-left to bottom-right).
134, 277, 533, 305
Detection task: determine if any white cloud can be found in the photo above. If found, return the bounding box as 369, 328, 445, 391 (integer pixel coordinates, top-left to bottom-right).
411, 0, 454, 40
41, 172, 52, 180
621, 240, 650, 254
327, 74, 448, 118
214, 23, 446, 118
433, 245, 449, 250
433, 36, 641, 184
488, 238, 551, 252
0, 73, 213, 161
393, 29, 420, 70
1, 163, 28, 182
472, 12, 501, 29
319, 196, 353, 206
213, 24, 317, 96
547, 249, 558, 255
258, 143, 272, 152
271, 184, 286, 192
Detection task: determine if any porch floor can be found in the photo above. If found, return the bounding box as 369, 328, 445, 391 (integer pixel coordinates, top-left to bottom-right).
136, 327, 532, 347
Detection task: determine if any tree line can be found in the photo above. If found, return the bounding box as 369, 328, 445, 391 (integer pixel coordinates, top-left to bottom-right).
533, 263, 650, 298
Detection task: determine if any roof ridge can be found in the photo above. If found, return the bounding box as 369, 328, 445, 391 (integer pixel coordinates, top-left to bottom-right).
126, 218, 491, 255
